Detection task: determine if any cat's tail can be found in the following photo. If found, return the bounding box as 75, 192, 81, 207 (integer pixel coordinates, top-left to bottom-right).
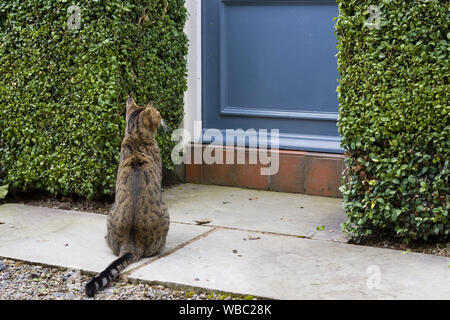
85, 252, 134, 297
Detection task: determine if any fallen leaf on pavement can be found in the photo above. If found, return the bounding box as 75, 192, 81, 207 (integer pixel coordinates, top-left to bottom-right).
194, 218, 212, 225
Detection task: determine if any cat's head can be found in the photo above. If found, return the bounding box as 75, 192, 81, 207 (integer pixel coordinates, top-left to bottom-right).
125, 97, 165, 138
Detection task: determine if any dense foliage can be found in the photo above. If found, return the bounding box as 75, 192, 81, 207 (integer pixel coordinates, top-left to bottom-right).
0, 0, 188, 198
336, 0, 449, 242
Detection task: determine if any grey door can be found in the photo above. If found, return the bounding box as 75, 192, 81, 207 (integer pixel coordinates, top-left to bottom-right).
202, 0, 342, 153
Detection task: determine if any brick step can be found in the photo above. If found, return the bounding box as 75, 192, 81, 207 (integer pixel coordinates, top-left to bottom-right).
185, 144, 344, 198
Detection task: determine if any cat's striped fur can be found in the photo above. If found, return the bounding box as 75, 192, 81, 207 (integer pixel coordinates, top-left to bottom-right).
85, 98, 169, 297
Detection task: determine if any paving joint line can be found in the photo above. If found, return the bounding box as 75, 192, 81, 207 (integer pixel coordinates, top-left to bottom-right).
122, 227, 218, 277
170, 220, 340, 242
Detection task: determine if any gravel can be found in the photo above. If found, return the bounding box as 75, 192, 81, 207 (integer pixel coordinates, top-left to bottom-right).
0, 258, 256, 300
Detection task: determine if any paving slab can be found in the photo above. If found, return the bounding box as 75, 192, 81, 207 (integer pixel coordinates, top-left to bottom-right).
163, 183, 346, 242
0, 184, 449, 300
130, 228, 450, 300
0, 204, 212, 273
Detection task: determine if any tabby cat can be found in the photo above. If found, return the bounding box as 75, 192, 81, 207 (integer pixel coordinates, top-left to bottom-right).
85, 97, 169, 297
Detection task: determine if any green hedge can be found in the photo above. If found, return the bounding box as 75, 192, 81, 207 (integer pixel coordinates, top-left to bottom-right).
336, 0, 449, 242
0, 0, 188, 198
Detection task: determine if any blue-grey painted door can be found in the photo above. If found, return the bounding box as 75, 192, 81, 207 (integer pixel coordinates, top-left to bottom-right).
202, 0, 342, 153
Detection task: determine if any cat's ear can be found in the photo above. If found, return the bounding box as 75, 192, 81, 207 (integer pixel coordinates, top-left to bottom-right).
146, 101, 154, 109
126, 97, 138, 115
127, 97, 136, 107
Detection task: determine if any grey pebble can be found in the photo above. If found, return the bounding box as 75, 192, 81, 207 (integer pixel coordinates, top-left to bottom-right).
62, 271, 74, 281
0, 260, 6, 271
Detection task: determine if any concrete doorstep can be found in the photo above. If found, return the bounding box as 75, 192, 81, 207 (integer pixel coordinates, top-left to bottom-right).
0, 184, 449, 299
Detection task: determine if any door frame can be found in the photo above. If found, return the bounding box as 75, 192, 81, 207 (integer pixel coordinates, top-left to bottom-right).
183, 0, 203, 143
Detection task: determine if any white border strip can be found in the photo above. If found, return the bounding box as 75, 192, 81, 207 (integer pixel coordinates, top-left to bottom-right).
183, 0, 202, 143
